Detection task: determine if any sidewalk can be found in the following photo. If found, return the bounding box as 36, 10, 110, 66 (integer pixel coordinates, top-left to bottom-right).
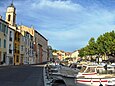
43, 64, 53, 86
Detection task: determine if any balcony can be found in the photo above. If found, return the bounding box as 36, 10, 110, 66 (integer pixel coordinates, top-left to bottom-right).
9, 49, 12, 54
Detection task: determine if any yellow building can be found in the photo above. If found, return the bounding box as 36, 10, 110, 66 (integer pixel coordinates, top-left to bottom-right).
19, 30, 25, 64
65, 52, 71, 59
18, 25, 34, 36
0, 18, 8, 65
14, 30, 21, 65
55, 50, 65, 60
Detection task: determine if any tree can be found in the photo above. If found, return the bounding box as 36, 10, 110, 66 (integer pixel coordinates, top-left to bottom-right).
96, 31, 115, 57
78, 30, 115, 62
52, 49, 57, 53
88, 37, 97, 55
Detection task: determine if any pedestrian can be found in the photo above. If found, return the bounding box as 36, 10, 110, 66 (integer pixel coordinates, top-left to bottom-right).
99, 83, 103, 86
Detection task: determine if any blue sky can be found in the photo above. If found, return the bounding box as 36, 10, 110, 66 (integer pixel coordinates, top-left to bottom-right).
0, 0, 115, 52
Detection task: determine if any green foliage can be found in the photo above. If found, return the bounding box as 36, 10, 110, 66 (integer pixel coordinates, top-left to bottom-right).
97, 30, 115, 56
52, 49, 57, 53
79, 30, 115, 58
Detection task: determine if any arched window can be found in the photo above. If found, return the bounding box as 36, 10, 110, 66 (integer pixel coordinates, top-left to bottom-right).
8, 14, 11, 21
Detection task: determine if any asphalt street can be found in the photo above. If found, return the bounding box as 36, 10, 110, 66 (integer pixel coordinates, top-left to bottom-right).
0, 65, 44, 86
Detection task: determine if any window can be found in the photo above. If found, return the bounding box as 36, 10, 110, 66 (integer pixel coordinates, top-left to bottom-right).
16, 56, 19, 63
13, 15, 15, 24
10, 31, 12, 37
21, 45, 23, 51
9, 44, 11, 49
2, 24, 5, 33
4, 39, 6, 48
9, 31, 12, 41
8, 15, 11, 21
9, 44, 12, 54
0, 38, 1, 48
4, 25, 6, 33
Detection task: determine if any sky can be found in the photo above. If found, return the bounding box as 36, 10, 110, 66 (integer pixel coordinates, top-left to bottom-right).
0, 0, 115, 52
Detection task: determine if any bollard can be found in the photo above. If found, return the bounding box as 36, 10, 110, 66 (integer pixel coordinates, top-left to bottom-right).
99, 79, 103, 86
91, 78, 93, 85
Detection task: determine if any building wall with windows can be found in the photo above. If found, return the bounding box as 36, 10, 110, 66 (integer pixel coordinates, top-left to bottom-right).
23, 31, 34, 64
35, 30, 48, 63
2, 2, 49, 65
20, 30, 25, 65
24, 32, 29, 64
28, 34, 34, 64
14, 30, 21, 65
18, 26, 35, 64
0, 19, 8, 65
6, 27, 15, 65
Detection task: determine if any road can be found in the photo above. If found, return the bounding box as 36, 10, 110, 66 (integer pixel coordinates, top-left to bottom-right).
0, 65, 44, 86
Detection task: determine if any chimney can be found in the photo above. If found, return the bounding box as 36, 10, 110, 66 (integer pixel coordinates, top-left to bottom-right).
0, 15, 2, 19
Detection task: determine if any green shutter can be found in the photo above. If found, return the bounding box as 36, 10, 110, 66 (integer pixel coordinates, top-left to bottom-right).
4, 39, 6, 48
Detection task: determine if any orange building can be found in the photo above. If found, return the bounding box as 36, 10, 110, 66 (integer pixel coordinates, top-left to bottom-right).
14, 29, 21, 65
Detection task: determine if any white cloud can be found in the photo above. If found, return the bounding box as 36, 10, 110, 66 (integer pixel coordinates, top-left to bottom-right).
31, 0, 83, 11
2, 0, 115, 51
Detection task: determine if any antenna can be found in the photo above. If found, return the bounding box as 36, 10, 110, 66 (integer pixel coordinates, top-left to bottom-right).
11, 0, 14, 6
12, 0, 14, 4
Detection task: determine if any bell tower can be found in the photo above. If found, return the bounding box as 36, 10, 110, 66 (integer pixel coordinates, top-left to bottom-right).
6, 0, 16, 26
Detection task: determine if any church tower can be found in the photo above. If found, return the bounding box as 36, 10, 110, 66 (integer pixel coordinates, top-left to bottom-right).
6, 1, 16, 26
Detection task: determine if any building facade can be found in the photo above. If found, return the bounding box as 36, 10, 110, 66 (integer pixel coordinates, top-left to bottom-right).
34, 30, 48, 63
20, 30, 25, 64
71, 50, 79, 62
18, 25, 35, 64
6, 27, 15, 65
0, 2, 48, 65
14, 29, 21, 65
0, 19, 8, 65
